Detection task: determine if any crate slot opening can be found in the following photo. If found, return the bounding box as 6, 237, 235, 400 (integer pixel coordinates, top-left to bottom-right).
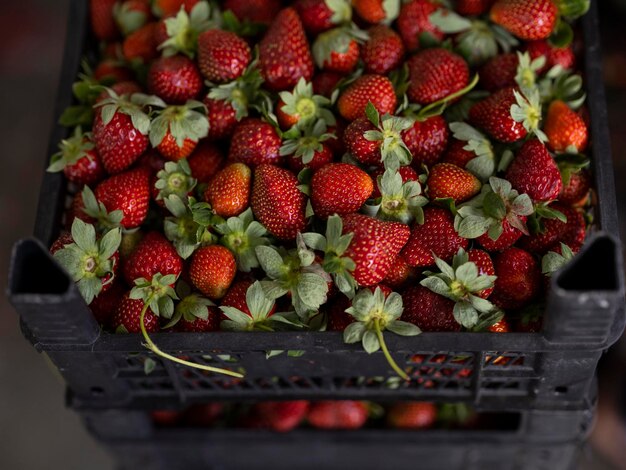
556, 235, 619, 291
9, 239, 71, 295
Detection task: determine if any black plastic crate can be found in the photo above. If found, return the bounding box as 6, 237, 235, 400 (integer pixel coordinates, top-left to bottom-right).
80, 405, 594, 470
6, 0, 625, 410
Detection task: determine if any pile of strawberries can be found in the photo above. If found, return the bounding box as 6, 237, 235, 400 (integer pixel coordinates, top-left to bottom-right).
49, 0, 592, 374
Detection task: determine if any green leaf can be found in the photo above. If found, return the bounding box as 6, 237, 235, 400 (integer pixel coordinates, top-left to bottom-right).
362, 330, 381, 354
365, 101, 380, 127
343, 322, 366, 343
386, 320, 421, 336
255, 246, 286, 279
453, 301, 479, 328
144, 357, 156, 375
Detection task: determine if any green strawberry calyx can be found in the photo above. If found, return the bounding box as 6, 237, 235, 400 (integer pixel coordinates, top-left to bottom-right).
364, 168, 428, 225
538, 67, 586, 110
279, 119, 336, 165
510, 87, 548, 143
94, 89, 152, 136
80, 186, 124, 232
542, 243, 575, 277
207, 61, 268, 120
327, 0, 353, 24
363, 102, 414, 170
220, 281, 304, 331
113, 1, 148, 36
158, 2, 216, 58
48, 127, 96, 173
163, 280, 214, 328
149, 99, 209, 149
514, 51, 546, 93
155, 159, 197, 202
53, 218, 121, 304
527, 202, 568, 235
455, 177, 534, 241
302, 215, 358, 299
312, 23, 369, 68
448, 122, 496, 182
343, 287, 420, 380
254, 236, 331, 321
421, 249, 502, 329
214, 208, 271, 272
278, 78, 336, 128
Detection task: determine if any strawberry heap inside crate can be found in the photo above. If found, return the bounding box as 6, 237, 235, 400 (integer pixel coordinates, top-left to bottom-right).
50, 0, 593, 378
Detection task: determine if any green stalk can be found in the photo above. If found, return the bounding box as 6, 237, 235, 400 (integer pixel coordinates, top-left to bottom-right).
418, 74, 480, 119
374, 319, 409, 381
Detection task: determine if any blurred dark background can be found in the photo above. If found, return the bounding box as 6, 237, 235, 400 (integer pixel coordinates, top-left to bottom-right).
0, 1, 625, 469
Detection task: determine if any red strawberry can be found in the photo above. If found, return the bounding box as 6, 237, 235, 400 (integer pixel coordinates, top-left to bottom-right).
147, 56, 203, 104
307, 401, 368, 429
176, 305, 220, 332
559, 169, 591, 206
203, 97, 239, 141
205, 163, 251, 217
490, 0, 558, 40
149, 101, 209, 161
478, 219, 527, 252
337, 74, 397, 121
361, 25, 405, 75
370, 166, 419, 199
397, 0, 444, 51
403, 116, 449, 167
47, 128, 105, 186
113, 292, 160, 333
151, 410, 182, 426
401, 207, 468, 268
327, 295, 355, 331
122, 22, 158, 62
544, 100, 588, 153
353, 0, 387, 23
312, 27, 363, 73
427, 163, 481, 203
342, 213, 411, 286
469, 87, 531, 143
312, 71, 345, 98
491, 247, 542, 310
94, 59, 133, 82
228, 118, 283, 167
187, 142, 225, 183
343, 117, 380, 165
402, 285, 460, 332
123, 231, 183, 285
286, 140, 334, 172
94, 168, 151, 229
221, 280, 277, 317
89, 280, 126, 328
152, 0, 200, 18
442, 138, 477, 168
557, 205, 586, 252
259, 8, 314, 91
407, 48, 470, 105
525, 40, 575, 73
95, 81, 143, 104
479, 53, 518, 92
382, 255, 415, 288
251, 164, 307, 240
311, 163, 374, 218
92, 92, 150, 174
386, 402, 437, 429
505, 139, 562, 202
251, 401, 309, 432
114, 0, 151, 36
468, 249, 495, 298
456, 0, 495, 16
223, 0, 282, 26
294, 0, 342, 35
90, 0, 119, 41
184, 403, 224, 426
189, 245, 237, 299
197, 29, 251, 83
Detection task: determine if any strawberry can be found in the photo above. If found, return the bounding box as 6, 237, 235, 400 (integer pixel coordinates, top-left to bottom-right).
401, 207, 468, 268
427, 163, 481, 203
204, 163, 251, 217
326, 294, 354, 331
489, 317, 511, 332
223, 0, 282, 26
122, 22, 159, 62
505, 139, 562, 202
173, 294, 220, 332
557, 204, 586, 252
397, 0, 444, 51
156, 4, 212, 57
259, 8, 314, 91
559, 168, 591, 206
147, 56, 203, 104
187, 141, 225, 183
93, 59, 133, 82
468, 249, 496, 298
149, 100, 209, 161
221, 280, 277, 318
490, 0, 558, 40
184, 403, 224, 426
189, 245, 237, 299
47, 128, 105, 186
456, 0, 495, 16
544, 100, 588, 153
276, 78, 336, 130
402, 116, 449, 167
525, 40, 575, 73
112, 292, 161, 333
202, 97, 239, 140
402, 286, 460, 331
407, 48, 470, 105
228, 118, 283, 167
386, 402, 437, 429
294, 0, 350, 35
113, 0, 151, 36
491, 247, 542, 309
341, 213, 411, 286
197, 29, 251, 83
307, 401, 368, 429
123, 231, 183, 287
361, 25, 405, 75
280, 121, 335, 172
95, 81, 143, 104
370, 166, 418, 199
312, 26, 366, 73
219, 280, 285, 330
479, 53, 518, 92
312, 71, 345, 97
90, 0, 119, 41
383, 255, 414, 288
337, 74, 397, 121
250, 401, 309, 432
251, 164, 307, 240
442, 139, 476, 169
89, 280, 126, 328
92, 91, 150, 174
311, 163, 374, 218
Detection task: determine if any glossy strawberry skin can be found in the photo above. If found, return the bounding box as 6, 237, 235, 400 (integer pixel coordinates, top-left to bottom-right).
403, 116, 449, 167
187, 142, 225, 183
90, 0, 119, 41
176, 306, 220, 332
322, 39, 360, 73
122, 22, 158, 62
469, 87, 527, 143
342, 213, 411, 286
251, 401, 309, 432
490, 0, 558, 41
427, 163, 481, 203
94, 59, 134, 82
259, 8, 314, 91
147, 56, 203, 104
197, 29, 251, 83
401, 207, 469, 268
287, 143, 334, 172
456, 0, 495, 16
387, 402, 437, 429
95, 81, 143, 104
505, 139, 562, 203
382, 255, 414, 289
343, 117, 381, 165
123, 231, 183, 286
223, 0, 282, 26
407, 48, 470, 105
311, 163, 374, 218
442, 139, 477, 169
402, 285, 460, 332
113, 292, 160, 333
203, 97, 239, 141
397, 0, 444, 51
294, 0, 335, 35
479, 53, 518, 92
353, 0, 386, 23
478, 217, 526, 252
557, 205, 586, 252
307, 401, 368, 430
189, 245, 237, 299
559, 169, 591, 206
157, 132, 197, 161
251, 164, 307, 240
228, 118, 283, 167
93, 111, 149, 175
89, 280, 126, 329
94, 168, 151, 229
337, 74, 397, 121
312, 71, 345, 98
544, 100, 588, 153
204, 163, 251, 218
525, 40, 575, 73
491, 247, 542, 310
468, 249, 495, 299
62, 148, 106, 187
361, 25, 405, 75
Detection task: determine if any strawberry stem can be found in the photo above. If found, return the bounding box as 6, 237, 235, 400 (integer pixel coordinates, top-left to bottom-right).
374, 319, 409, 381
139, 298, 244, 378
418, 74, 480, 119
